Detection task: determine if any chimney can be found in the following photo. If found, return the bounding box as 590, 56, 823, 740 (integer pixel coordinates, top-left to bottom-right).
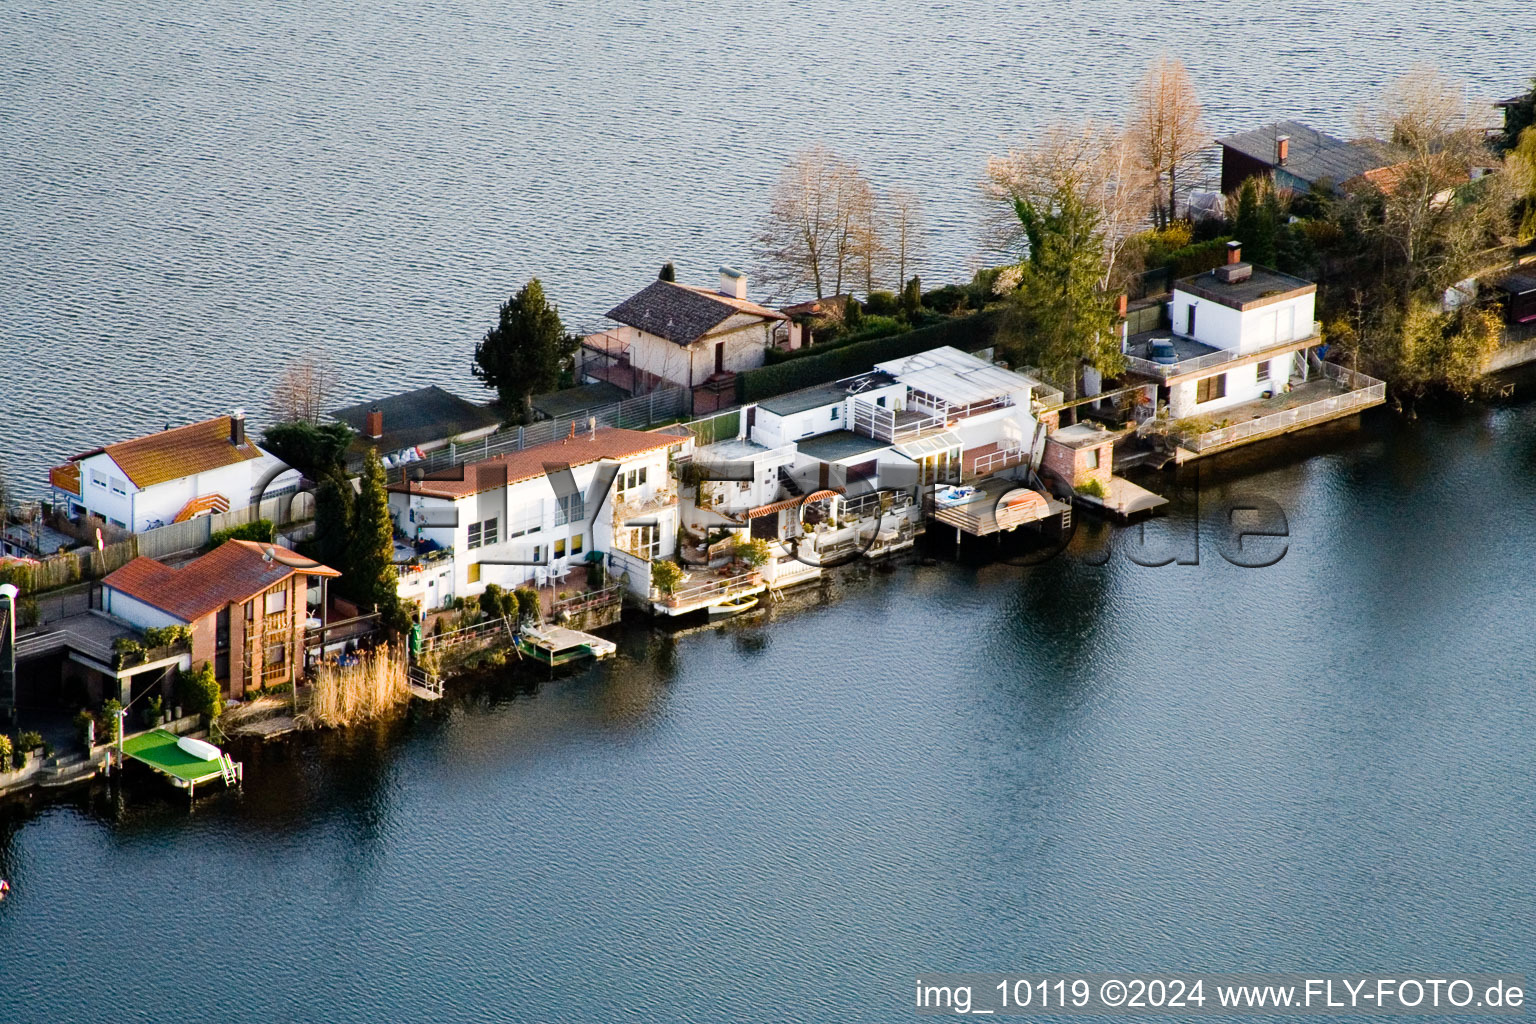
1115, 293, 1128, 318
1227, 241, 1242, 265
365, 404, 383, 439
1275, 135, 1289, 166
719, 266, 748, 300
230, 408, 246, 447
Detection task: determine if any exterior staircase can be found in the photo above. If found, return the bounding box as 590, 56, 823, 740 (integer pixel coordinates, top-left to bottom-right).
173, 493, 231, 522
777, 466, 804, 497
36, 751, 99, 789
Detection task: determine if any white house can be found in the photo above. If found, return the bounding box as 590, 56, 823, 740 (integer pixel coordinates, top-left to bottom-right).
582, 268, 787, 396
387, 426, 690, 610
48, 412, 299, 532
1123, 242, 1321, 420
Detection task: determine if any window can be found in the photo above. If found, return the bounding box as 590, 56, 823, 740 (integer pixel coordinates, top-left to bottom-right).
555, 492, 583, 526
264, 588, 286, 615
109, 477, 127, 496
90, 470, 106, 489
877, 396, 887, 408
1196, 374, 1227, 404
467, 562, 481, 584
554, 538, 566, 559
1185, 303, 1197, 336
571, 534, 583, 556
830, 406, 840, 421
245, 600, 255, 622
265, 643, 286, 666
109, 518, 125, 528
628, 524, 660, 559
1084, 448, 1100, 470
1255, 360, 1270, 382
467, 517, 498, 549
531, 545, 543, 563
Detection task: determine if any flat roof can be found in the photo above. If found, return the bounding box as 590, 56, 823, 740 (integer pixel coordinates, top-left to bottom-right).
332, 386, 501, 453
875, 346, 1038, 407
758, 381, 850, 416
1050, 423, 1118, 449
793, 430, 890, 463
1126, 330, 1223, 362
1176, 265, 1316, 311
530, 381, 629, 420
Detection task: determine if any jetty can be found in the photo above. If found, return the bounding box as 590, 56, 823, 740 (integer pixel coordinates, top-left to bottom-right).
515, 624, 617, 667
120, 728, 242, 798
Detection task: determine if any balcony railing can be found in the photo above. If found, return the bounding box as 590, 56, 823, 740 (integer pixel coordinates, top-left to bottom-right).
1179, 363, 1385, 453
1124, 323, 1324, 379
851, 399, 944, 443
612, 489, 679, 523
659, 570, 762, 607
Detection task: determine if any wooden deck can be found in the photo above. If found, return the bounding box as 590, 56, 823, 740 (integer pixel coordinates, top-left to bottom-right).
927, 478, 1072, 537
1073, 476, 1168, 519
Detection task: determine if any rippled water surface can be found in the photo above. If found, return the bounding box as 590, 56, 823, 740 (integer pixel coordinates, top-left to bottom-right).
3, 406, 1536, 1022
2, 4, 1536, 1021
0, 0, 1530, 489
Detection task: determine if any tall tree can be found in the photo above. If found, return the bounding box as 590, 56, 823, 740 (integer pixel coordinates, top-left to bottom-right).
347, 451, 399, 618
1499, 76, 1536, 153
755, 146, 878, 299
658, 262, 676, 282
313, 473, 353, 578
985, 121, 1152, 293
1129, 57, 1206, 229
885, 188, 925, 293
1507, 126, 1536, 244
999, 184, 1124, 401
261, 420, 353, 481
1232, 179, 1280, 266
472, 279, 578, 423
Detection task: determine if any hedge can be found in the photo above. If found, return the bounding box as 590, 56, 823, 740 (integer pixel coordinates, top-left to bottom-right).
209, 519, 275, 548
1166, 236, 1235, 279
738, 310, 1003, 403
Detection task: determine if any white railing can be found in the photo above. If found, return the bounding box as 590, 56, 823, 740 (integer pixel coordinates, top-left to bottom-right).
1124, 347, 1239, 379
851, 399, 944, 444
612, 490, 679, 523
968, 446, 1026, 478
660, 570, 761, 607
1182, 364, 1385, 453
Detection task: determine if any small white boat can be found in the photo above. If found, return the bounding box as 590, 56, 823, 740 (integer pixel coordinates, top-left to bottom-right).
177, 736, 223, 762
708, 594, 759, 618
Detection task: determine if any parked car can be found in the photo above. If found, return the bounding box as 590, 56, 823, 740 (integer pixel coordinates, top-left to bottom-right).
1149, 338, 1178, 365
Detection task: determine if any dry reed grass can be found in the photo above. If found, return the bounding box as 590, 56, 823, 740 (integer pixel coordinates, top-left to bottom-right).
303, 644, 410, 728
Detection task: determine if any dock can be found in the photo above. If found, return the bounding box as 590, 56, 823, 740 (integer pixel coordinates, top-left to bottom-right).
926, 478, 1072, 538
1073, 475, 1168, 520
119, 729, 241, 797
515, 624, 618, 667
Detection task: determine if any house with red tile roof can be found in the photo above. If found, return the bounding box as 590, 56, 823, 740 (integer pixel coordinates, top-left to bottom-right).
48, 412, 300, 532
387, 426, 690, 610
102, 540, 340, 697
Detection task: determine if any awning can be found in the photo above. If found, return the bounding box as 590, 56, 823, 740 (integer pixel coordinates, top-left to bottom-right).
746, 488, 844, 519
893, 431, 962, 460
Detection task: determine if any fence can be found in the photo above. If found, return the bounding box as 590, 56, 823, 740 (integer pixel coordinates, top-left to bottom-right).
683, 409, 742, 447
402, 386, 690, 476
1181, 363, 1386, 453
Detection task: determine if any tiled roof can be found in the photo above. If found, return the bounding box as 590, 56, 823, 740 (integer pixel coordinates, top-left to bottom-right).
1217, 120, 1390, 187
392, 427, 685, 500
606, 281, 785, 346
331, 386, 502, 453
49, 463, 81, 496
103, 540, 339, 622
73, 416, 266, 489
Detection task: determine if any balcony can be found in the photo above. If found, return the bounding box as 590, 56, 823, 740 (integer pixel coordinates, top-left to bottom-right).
1168, 362, 1385, 459
1123, 323, 1324, 380
851, 399, 945, 443
613, 488, 679, 524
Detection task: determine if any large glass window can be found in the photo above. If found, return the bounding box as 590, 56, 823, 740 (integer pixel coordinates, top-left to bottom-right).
555, 492, 584, 526
467, 517, 498, 549
264, 588, 287, 615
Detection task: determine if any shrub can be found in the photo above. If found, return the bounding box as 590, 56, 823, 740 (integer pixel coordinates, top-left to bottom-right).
481, 583, 517, 621
111, 637, 145, 668
901, 276, 922, 318
0, 735, 11, 772
864, 290, 900, 316
738, 310, 1001, 403
176, 663, 222, 721
102, 699, 123, 743
1075, 478, 1109, 500
142, 625, 191, 649
144, 696, 163, 727
513, 586, 541, 623
209, 519, 275, 548
17, 730, 42, 753
650, 559, 684, 595
74, 708, 95, 749
734, 537, 771, 568
1167, 236, 1235, 279
923, 284, 969, 314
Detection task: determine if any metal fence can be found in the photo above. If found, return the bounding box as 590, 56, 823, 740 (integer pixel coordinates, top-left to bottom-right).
1183, 363, 1386, 453
406, 386, 691, 475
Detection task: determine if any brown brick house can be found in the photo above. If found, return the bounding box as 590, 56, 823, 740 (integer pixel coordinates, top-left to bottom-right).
102, 540, 340, 697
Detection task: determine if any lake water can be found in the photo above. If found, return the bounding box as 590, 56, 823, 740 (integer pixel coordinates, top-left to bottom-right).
2, 3, 1535, 1020
4, 404, 1536, 1022
0, 0, 1530, 493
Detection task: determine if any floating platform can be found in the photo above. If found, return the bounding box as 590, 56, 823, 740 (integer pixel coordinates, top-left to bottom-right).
1073, 475, 1168, 520
516, 625, 617, 667
927, 478, 1072, 538
120, 729, 241, 797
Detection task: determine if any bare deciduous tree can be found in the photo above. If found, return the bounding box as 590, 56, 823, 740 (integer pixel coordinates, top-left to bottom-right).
885, 188, 925, 290
1353, 66, 1496, 292
270, 355, 337, 425
756, 147, 893, 300
984, 121, 1153, 292
1129, 57, 1206, 228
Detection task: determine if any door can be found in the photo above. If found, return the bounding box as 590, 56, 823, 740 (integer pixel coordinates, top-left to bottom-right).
1185, 303, 1196, 337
